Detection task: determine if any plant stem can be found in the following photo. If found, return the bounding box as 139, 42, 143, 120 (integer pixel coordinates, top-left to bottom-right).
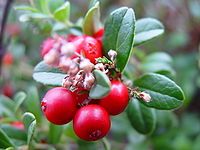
0, 0, 13, 72
101, 138, 111, 150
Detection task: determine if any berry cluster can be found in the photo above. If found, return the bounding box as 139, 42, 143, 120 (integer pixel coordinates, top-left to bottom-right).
40, 29, 150, 141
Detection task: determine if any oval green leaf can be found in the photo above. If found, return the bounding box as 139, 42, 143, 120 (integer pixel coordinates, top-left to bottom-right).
134, 18, 164, 46
103, 7, 136, 72
134, 73, 185, 110
1, 125, 27, 141
33, 61, 66, 86
53, 1, 70, 22
127, 98, 156, 134
83, 1, 101, 36
0, 128, 15, 149
23, 112, 36, 146
89, 70, 111, 99
14, 92, 26, 112
48, 123, 63, 144
25, 86, 42, 123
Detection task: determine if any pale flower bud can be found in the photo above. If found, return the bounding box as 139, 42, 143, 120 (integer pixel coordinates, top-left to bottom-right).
79, 59, 94, 73
94, 63, 105, 71
83, 73, 95, 89
69, 63, 79, 75
139, 92, 151, 102
108, 50, 117, 61
43, 50, 59, 65
60, 42, 76, 56
62, 77, 72, 88
59, 57, 72, 72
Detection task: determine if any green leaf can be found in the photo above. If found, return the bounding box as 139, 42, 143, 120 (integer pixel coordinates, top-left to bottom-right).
25, 87, 42, 123
22, 113, 36, 146
141, 52, 175, 78
134, 73, 185, 110
53, 1, 70, 22
0, 95, 15, 117
89, 70, 111, 99
134, 18, 164, 46
127, 99, 156, 134
14, 92, 26, 112
14, 5, 38, 12
83, 1, 101, 36
19, 13, 50, 22
0, 128, 15, 149
38, 0, 50, 14
33, 61, 66, 86
48, 123, 63, 144
0, 125, 26, 141
103, 7, 136, 72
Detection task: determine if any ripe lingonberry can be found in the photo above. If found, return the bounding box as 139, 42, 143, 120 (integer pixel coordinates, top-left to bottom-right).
73, 88, 89, 106
40, 38, 55, 58
93, 28, 104, 43
99, 80, 129, 115
72, 35, 102, 63
41, 87, 77, 125
73, 104, 111, 141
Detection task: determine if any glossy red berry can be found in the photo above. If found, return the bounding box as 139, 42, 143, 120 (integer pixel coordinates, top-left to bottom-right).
41, 87, 77, 125
93, 28, 104, 43
73, 88, 89, 106
73, 104, 111, 141
99, 80, 129, 115
72, 35, 102, 63
40, 38, 55, 58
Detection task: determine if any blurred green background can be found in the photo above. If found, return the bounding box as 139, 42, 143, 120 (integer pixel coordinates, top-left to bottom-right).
0, 0, 200, 149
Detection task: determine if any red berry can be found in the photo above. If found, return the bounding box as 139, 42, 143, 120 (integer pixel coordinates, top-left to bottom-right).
2, 84, 13, 98
93, 28, 104, 43
73, 104, 111, 141
72, 35, 102, 63
2, 52, 13, 66
10, 121, 24, 130
40, 38, 55, 58
41, 87, 77, 125
99, 80, 129, 115
66, 34, 77, 42
73, 88, 89, 106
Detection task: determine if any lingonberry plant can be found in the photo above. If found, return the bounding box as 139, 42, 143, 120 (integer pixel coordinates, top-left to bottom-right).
2, 0, 185, 149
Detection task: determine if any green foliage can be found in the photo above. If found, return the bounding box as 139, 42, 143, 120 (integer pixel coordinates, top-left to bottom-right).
140, 52, 175, 78
83, 1, 101, 36
33, 61, 66, 86
103, 7, 136, 72
22, 112, 36, 147
89, 70, 111, 99
53, 1, 70, 22
134, 73, 185, 109
127, 99, 156, 134
134, 18, 164, 46
48, 123, 63, 144
0, 128, 15, 149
